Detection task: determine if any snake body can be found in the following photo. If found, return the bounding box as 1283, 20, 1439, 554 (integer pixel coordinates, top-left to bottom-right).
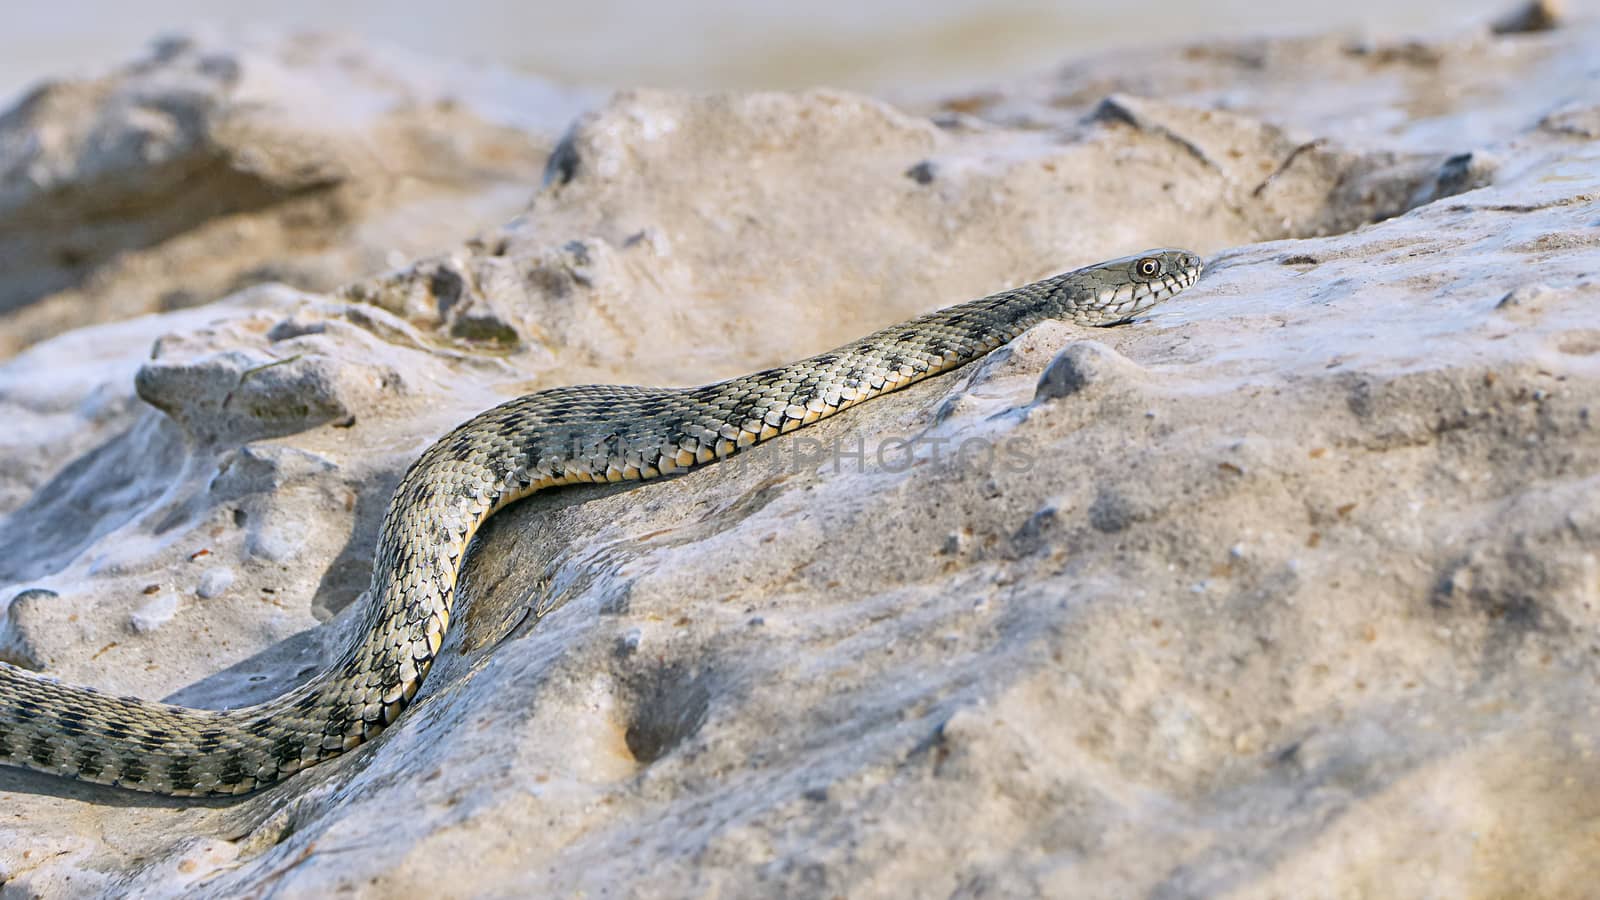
0, 249, 1201, 796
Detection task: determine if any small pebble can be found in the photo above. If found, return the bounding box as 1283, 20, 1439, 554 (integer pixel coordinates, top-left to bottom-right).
197, 567, 235, 599
131, 593, 179, 633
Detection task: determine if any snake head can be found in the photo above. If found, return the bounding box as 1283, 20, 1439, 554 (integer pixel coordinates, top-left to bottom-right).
1068, 247, 1203, 326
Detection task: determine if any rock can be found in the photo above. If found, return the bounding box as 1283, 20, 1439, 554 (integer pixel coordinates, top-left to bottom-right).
130, 591, 179, 633
1031, 340, 1142, 403
0, 588, 55, 668
196, 567, 234, 599
1495, 281, 1562, 311
4, 16, 1600, 900
0, 30, 593, 360
1489, 0, 1564, 34
1540, 101, 1600, 139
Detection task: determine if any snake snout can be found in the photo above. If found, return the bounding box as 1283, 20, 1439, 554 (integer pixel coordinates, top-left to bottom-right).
1146, 248, 1204, 292
1148, 248, 1203, 282
1066, 247, 1203, 327
1181, 252, 1203, 277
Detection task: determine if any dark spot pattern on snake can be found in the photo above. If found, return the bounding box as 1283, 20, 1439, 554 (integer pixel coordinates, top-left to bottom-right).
0, 250, 1202, 796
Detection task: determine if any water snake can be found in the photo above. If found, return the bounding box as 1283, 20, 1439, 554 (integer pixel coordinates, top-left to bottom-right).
0, 248, 1202, 796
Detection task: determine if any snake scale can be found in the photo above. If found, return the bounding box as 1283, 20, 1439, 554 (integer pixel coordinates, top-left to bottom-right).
0, 249, 1201, 797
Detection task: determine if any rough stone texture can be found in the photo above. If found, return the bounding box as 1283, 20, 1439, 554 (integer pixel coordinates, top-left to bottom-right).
0, 30, 592, 359
2, 12, 1600, 898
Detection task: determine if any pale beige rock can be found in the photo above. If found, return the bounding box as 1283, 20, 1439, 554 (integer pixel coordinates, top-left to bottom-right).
0, 30, 591, 360
3, 14, 1600, 900
1491, 0, 1565, 34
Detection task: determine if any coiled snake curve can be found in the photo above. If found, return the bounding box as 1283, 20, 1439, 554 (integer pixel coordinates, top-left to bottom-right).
0, 249, 1201, 796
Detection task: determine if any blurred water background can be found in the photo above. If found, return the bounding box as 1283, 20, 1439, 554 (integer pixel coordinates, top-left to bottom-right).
0, 0, 1555, 104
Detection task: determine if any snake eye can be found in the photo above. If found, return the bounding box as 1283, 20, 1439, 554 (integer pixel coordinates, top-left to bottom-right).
1135, 257, 1161, 278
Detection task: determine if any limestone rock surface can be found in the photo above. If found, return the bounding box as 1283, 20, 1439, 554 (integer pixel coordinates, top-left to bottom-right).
0, 30, 591, 359
2, 14, 1599, 899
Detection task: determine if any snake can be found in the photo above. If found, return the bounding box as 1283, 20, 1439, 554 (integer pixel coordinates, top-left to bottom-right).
0, 248, 1201, 797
